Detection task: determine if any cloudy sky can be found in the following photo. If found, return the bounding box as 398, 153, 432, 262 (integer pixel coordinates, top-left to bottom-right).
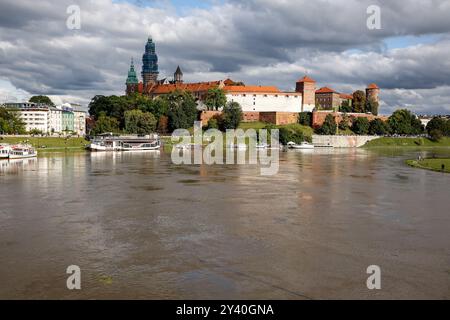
1, 0, 450, 114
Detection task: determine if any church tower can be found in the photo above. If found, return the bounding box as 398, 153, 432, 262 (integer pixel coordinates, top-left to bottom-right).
174, 66, 183, 84
142, 37, 159, 86
126, 58, 139, 95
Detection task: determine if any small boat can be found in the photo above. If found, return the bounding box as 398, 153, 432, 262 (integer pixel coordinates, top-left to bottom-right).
8, 145, 38, 159
89, 134, 161, 152
256, 143, 269, 149
122, 140, 161, 151
0, 144, 11, 159
287, 141, 315, 149
228, 143, 247, 150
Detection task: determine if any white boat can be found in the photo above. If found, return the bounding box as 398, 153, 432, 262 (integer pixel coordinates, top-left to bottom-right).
89, 134, 161, 152
256, 143, 269, 149
0, 144, 11, 159
8, 145, 38, 159
287, 141, 315, 149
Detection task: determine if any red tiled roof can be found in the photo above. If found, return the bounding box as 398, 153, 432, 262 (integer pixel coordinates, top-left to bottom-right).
297, 76, 316, 83
316, 87, 338, 94
224, 85, 280, 93
367, 83, 379, 89
339, 93, 353, 99
149, 81, 221, 94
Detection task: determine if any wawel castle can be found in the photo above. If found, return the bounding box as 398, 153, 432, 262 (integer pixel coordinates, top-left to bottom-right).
126, 38, 381, 126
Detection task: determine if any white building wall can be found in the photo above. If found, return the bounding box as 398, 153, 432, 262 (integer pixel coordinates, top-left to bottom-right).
73, 111, 86, 136
225, 93, 303, 112
19, 109, 49, 133
48, 109, 62, 134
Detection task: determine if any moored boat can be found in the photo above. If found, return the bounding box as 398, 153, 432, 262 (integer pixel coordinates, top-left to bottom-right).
0, 144, 11, 159
8, 145, 38, 159
287, 141, 315, 149
88, 134, 161, 152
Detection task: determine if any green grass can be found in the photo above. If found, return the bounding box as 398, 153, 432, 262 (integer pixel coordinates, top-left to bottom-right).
364, 137, 450, 148
406, 158, 450, 173
238, 121, 268, 130
0, 136, 89, 151
337, 128, 355, 135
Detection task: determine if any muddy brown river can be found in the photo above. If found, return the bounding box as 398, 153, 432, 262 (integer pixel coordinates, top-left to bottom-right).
0, 148, 449, 299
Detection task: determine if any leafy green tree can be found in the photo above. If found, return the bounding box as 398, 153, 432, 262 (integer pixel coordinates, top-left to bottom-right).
352, 117, 370, 135
298, 112, 312, 126
339, 114, 351, 130
91, 112, 120, 135
221, 101, 243, 130
166, 90, 198, 131
429, 129, 443, 142
426, 117, 447, 135
388, 109, 423, 135
318, 114, 337, 135
444, 119, 450, 136
340, 100, 352, 113
206, 117, 220, 130
352, 90, 366, 113
29, 95, 55, 106
369, 118, 390, 135
204, 88, 227, 111
366, 97, 379, 115
0, 108, 26, 134
124, 109, 157, 134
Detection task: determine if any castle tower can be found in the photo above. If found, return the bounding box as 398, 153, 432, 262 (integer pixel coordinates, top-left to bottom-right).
296, 76, 316, 112
174, 66, 183, 84
126, 58, 139, 95
142, 37, 159, 86
366, 83, 380, 103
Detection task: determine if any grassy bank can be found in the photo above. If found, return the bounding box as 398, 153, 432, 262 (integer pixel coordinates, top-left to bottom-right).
0, 136, 89, 151
364, 137, 450, 148
406, 158, 450, 173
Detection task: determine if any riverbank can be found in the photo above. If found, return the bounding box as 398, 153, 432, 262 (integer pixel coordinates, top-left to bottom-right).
406, 158, 450, 173
0, 136, 89, 151
364, 137, 450, 147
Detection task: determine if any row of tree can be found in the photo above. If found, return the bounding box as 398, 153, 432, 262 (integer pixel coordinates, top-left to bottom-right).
88, 89, 243, 135
309, 109, 441, 137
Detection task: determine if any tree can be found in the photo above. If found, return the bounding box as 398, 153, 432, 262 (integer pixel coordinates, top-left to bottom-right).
0, 108, 26, 134
366, 97, 379, 115
388, 109, 423, 135
221, 101, 243, 130
352, 90, 366, 113
369, 118, 390, 135
29, 95, 55, 107
206, 117, 219, 130
91, 112, 119, 135
339, 114, 351, 130
204, 88, 227, 111
340, 100, 352, 113
429, 129, 443, 142
426, 117, 447, 135
166, 90, 198, 131
318, 114, 337, 135
352, 117, 370, 135
298, 112, 312, 126
124, 109, 157, 134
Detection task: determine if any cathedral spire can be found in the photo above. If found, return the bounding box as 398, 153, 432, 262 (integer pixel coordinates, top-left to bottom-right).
142, 37, 159, 86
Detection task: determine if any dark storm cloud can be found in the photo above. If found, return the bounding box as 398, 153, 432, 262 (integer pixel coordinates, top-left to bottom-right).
0, 0, 449, 113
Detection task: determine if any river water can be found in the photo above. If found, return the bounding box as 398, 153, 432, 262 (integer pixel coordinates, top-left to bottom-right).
0, 148, 449, 299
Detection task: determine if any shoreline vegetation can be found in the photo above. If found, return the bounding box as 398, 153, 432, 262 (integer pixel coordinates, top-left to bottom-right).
363, 137, 450, 148
406, 158, 450, 173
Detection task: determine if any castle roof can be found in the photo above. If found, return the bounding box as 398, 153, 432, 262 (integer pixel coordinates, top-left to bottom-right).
339, 93, 353, 99
223, 85, 280, 93
297, 76, 316, 83
316, 87, 338, 94
367, 83, 379, 89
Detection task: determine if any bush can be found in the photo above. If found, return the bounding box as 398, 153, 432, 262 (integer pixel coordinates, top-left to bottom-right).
317, 114, 337, 135
369, 118, 390, 135
388, 109, 423, 135
221, 102, 242, 130
339, 114, 351, 130
298, 112, 312, 126
426, 117, 447, 135
352, 117, 370, 135
206, 117, 220, 130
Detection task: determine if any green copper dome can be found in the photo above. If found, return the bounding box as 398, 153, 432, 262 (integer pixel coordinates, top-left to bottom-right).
126, 58, 139, 85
